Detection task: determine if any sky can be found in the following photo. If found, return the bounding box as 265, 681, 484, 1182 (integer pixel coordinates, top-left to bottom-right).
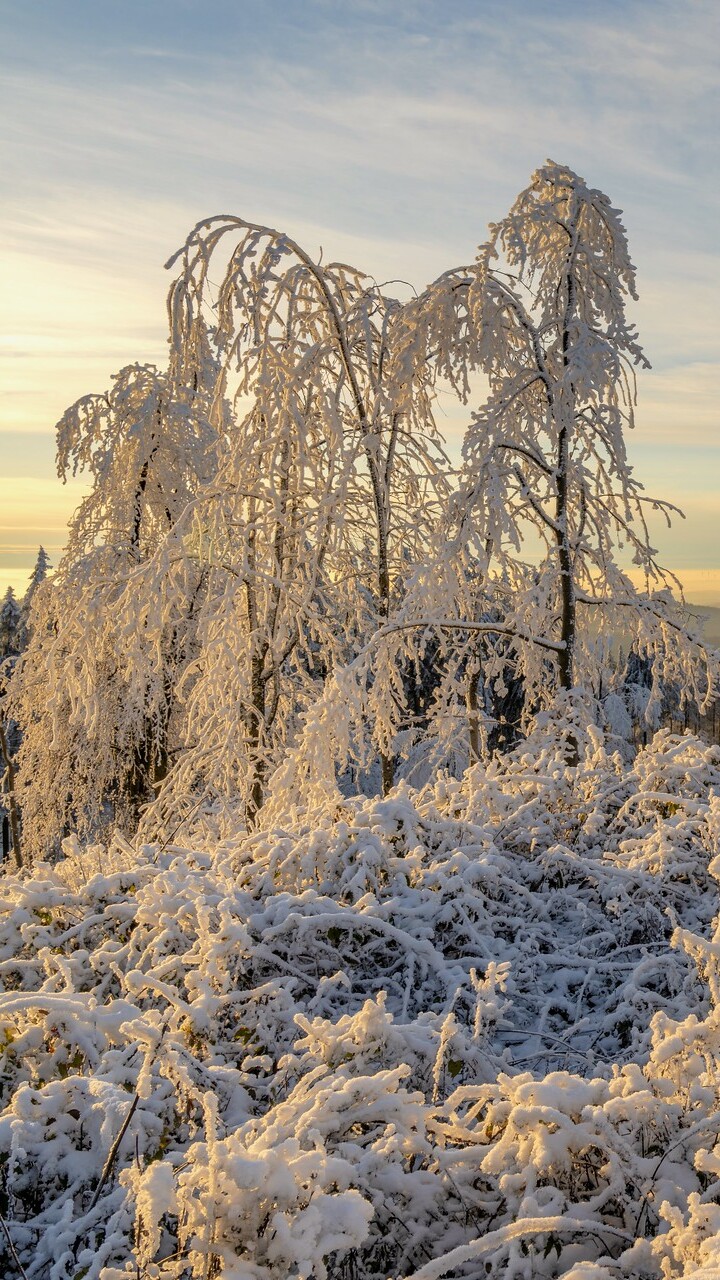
2, 0, 719, 602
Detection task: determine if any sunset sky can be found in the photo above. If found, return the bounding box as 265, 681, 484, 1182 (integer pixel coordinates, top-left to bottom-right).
2, 0, 718, 602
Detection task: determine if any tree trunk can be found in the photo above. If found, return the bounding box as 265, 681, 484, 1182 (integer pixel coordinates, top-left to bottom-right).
380, 746, 395, 796
555, 448, 576, 695
245, 652, 266, 828
372, 489, 394, 794
554, 224, 579, 765
466, 667, 482, 764
373, 466, 395, 794
555, 251, 577, 696
0, 719, 22, 868
246, 760, 267, 829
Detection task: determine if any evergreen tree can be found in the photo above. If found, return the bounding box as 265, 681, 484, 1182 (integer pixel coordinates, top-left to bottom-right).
17, 546, 50, 650
0, 587, 23, 865
0, 587, 21, 661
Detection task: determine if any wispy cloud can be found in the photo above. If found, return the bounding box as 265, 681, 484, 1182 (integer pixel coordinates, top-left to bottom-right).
1, 0, 717, 588
635, 363, 720, 446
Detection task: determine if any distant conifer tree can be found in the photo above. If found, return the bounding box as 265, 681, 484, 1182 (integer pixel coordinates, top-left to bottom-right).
0, 587, 21, 661
17, 546, 51, 650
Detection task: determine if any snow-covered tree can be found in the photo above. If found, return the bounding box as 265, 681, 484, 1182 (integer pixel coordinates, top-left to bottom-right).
451, 161, 717, 749
133, 217, 477, 832
11, 215, 458, 846
274, 162, 717, 804
23, 545, 50, 598
0, 587, 21, 662
1, 588, 25, 867
9, 351, 220, 859
12, 165, 718, 850
16, 547, 50, 652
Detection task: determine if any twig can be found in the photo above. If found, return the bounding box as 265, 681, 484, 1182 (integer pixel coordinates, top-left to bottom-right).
0, 1211, 30, 1280
633, 1110, 720, 1235
89, 1092, 140, 1211
88, 1020, 168, 1213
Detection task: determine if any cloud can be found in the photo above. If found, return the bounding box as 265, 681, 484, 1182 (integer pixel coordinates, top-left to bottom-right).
663, 569, 720, 608
634, 362, 720, 446
0, 475, 87, 592
1, 0, 717, 576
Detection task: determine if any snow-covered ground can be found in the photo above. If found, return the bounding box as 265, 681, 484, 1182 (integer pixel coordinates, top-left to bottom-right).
2, 729, 720, 1278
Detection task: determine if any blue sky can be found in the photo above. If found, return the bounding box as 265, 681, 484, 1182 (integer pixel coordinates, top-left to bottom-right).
2, 0, 719, 598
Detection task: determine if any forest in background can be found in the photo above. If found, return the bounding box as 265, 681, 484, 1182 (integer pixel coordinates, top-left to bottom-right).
1, 163, 720, 1279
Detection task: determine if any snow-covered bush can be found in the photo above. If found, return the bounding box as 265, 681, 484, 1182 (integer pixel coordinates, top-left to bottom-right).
0, 731, 719, 1277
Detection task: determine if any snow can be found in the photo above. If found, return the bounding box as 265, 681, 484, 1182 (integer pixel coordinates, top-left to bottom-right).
0, 730, 720, 1276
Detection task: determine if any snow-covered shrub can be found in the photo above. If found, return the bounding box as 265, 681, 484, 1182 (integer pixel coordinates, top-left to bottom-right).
1, 732, 720, 1277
